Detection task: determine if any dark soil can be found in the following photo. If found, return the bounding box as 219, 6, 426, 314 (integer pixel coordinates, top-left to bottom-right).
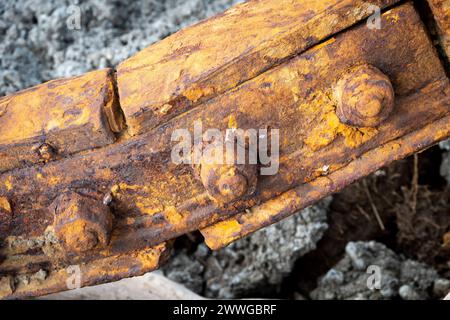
284, 145, 450, 297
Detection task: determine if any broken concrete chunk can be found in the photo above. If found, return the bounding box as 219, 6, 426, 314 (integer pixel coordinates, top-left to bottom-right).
441, 151, 450, 186
311, 241, 447, 300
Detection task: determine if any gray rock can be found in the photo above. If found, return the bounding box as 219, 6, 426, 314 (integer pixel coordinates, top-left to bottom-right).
162, 247, 205, 294
439, 139, 450, 151
440, 139, 450, 185
440, 151, 450, 186
311, 241, 447, 300
433, 278, 450, 298
398, 285, 421, 300
163, 198, 331, 298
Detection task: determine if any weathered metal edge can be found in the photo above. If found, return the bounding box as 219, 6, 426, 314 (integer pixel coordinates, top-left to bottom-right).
0, 242, 170, 300
201, 105, 450, 250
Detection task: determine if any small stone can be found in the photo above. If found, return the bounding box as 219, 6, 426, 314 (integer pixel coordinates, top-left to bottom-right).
31, 269, 48, 282
440, 151, 450, 186
16, 274, 30, 286
294, 292, 307, 300
345, 242, 367, 270
399, 285, 421, 300
321, 269, 344, 286
439, 139, 450, 151
311, 241, 441, 300
103, 193, 113, 206
433, 279, 450, 298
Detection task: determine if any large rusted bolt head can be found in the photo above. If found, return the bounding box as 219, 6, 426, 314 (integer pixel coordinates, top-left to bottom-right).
199, 142, 257, 204
50, 192, 113, 253
334, 64, 395, 127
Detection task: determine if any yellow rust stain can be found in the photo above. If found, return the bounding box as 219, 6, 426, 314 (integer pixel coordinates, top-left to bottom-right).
135, 197, 164, 216
47, 175, 62, 186
228, 114, 238, 129
302, 91, 378, 151
163, 206, 185, 226
110, 184, 120, 195
385, 10, 400, 23
203, 189, 303, 249
0, 196, 11, 213
58, 218, 87, 240
183, 85, 215, 104
4, 176, 13, 191
309, 37, 336, 53
135, 244, 165, 268
203, 219, 242, 249
114, 183, 141, 192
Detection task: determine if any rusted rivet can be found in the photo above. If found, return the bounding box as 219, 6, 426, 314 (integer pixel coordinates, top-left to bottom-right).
38, 143, 56, 163
50, 192, 113, 253
198, 142, 257, 204
334, 64, 394, 127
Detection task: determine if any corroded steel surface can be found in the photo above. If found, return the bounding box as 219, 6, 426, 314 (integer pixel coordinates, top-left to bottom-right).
427, 0, 450, 58
1, 243, 169, 299
0, 0, 449, 299
117, 0, 399, 136
0, 69, 124, 173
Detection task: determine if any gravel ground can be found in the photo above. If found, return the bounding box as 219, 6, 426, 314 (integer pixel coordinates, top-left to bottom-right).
311, 241, 450, 300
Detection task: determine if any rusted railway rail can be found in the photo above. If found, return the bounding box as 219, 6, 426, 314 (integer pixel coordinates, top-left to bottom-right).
0, 0, 449, 298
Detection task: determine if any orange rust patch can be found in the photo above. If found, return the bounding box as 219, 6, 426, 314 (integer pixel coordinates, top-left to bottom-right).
302, 91, 378, 151
0, 196, 11, 213
116, 0, 399, 136
0, 69, 118, 172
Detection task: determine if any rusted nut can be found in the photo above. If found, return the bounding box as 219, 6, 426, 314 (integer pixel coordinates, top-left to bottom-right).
50, 192, 113, 253
334, 64, 395, 127
198, 142, 257, 204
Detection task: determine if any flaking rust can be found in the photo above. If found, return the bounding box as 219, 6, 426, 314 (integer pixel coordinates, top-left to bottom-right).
0, 0, 449, 298
427, 0, 450, 59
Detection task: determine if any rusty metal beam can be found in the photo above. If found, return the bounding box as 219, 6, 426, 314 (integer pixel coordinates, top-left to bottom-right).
0, 0, 449, 299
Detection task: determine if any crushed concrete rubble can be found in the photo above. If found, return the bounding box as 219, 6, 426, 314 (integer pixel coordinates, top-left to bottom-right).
440, 139, 450, 186
310, 241, 450, 300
